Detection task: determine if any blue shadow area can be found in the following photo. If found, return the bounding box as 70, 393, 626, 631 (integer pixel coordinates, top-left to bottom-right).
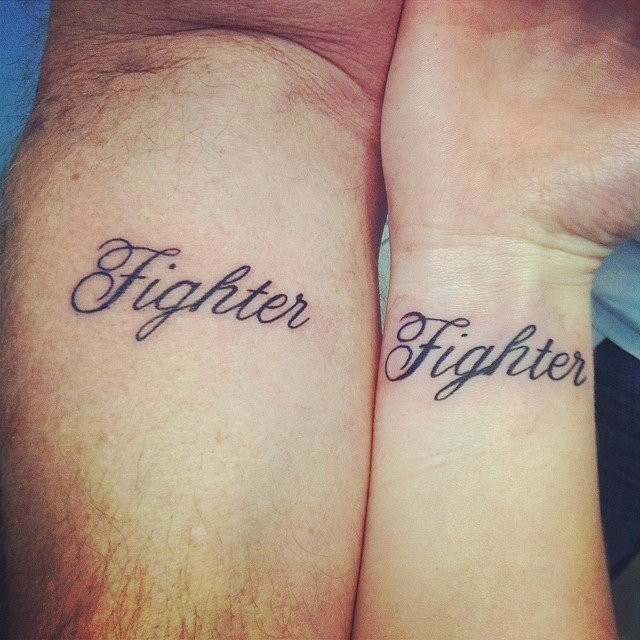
0, 0, 49, 174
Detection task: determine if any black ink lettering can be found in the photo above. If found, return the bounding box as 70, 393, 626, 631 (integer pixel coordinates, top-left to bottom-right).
385, 316, 469, 382
256, 294, 289, 322
70, 238, 311, 340
71, 238, 180, 314
528, 339, 555, 379
132, 278, 162, 310
545, 352, 571, 380
136, 280, 202, 341
385, 312, 588, 400
233, 282, 272, 320
286, 295, 310, 329
208, 266, 252, 314
572, 352, 588, 386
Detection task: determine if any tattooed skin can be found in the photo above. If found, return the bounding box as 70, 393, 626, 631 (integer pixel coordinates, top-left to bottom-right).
385, 313, 587, 401
71, 238, 310, 340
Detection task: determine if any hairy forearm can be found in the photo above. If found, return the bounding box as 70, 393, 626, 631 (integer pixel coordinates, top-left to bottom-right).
1, 26, 381, 639
355, 241, 615, 639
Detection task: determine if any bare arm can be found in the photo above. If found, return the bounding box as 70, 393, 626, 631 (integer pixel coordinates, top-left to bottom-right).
354, 1, 640, 637
0, 1, 401, 637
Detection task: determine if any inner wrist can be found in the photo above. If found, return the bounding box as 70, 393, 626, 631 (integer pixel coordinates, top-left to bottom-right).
388, 232, 599, 303
383, 233, 597, 363
381, 287, 595, 405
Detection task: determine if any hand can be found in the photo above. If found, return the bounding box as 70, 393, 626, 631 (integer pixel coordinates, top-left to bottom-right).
383, 0, 640, 267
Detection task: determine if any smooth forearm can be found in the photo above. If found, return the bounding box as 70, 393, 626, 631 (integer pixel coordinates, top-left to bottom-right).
355, 236, 615, 639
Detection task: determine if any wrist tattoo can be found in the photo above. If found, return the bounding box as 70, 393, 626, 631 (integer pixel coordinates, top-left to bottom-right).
71, 238, 310, 341
385, 312, 587, 400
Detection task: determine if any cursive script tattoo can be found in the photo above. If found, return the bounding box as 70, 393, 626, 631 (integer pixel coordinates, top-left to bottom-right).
71, 238, 310, 340
385, 312, 587, 401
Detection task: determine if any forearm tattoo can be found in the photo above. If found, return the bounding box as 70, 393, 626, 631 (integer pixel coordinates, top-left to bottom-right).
385, 312, 587, 400
71, 238, 310, 341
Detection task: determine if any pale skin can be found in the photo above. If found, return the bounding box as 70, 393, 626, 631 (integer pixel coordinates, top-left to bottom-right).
355, 2, 640, 638
1, 1, 639, 639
